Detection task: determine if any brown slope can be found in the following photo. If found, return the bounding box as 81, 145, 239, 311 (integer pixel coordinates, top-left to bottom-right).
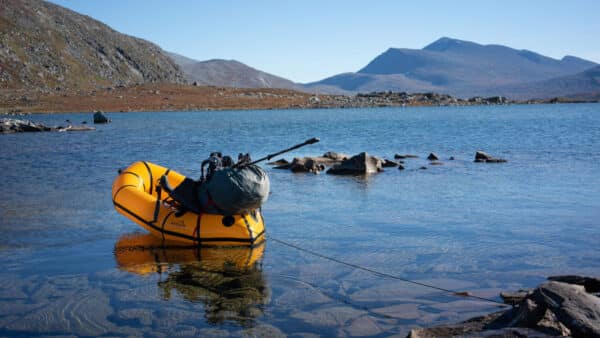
168, 52, 302, 90
0, 0, 185, 93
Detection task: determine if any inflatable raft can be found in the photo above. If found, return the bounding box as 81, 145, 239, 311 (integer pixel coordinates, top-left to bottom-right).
112, 161, 265, 246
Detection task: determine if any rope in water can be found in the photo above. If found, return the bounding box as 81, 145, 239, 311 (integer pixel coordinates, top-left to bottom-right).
268, 235, 509, 307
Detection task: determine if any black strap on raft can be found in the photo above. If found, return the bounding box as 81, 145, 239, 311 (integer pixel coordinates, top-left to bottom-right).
232, 137, 320, 169
152, 185, 162, 224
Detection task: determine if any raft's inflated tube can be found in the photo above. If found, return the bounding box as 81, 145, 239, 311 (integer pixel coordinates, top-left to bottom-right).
112, 161, 265, 246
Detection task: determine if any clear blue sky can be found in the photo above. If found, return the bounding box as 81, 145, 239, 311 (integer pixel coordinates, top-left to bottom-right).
48, 0, 600, 83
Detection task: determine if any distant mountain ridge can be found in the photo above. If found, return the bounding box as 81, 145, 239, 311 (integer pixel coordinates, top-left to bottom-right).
307, 37, 599, 99
167, 52, 302, 90
0, 0, 185, 92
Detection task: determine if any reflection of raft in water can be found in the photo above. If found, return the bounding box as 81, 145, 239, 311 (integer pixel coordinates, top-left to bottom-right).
114, 233, 268, 325
112, 161, 265, 246
114, 233, 265, 275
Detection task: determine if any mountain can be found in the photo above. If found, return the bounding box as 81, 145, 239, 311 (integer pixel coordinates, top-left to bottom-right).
0, 0, 185, 92
491, 65, 600, 100
306, 37, 598, 99
168, 52, 302, 90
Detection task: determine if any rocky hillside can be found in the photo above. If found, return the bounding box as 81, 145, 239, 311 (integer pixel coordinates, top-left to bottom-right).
306, 37, 599, 99
0, 0, 185, 92
167, 52, 302, 90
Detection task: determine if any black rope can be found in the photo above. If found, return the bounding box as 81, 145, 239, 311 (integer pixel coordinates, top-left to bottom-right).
268, 235, 509, 307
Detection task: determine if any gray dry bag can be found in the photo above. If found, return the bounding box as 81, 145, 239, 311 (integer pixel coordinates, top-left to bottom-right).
198, 164, 270, 215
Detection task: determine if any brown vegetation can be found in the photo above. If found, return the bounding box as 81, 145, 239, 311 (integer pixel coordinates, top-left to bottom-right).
0, 84, 318, 113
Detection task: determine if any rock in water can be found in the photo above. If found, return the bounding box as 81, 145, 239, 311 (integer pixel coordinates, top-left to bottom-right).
322, 151, 349, 161
427, 153, 439, 161
93, 111, 111, 124
266, 158, 289, 166
474, 151, 507, 163
531, 281, 600, 337
326, 152, 383, 175
382, 159, 399, 167
1, 118, 52, 133
548, 275, 600, 293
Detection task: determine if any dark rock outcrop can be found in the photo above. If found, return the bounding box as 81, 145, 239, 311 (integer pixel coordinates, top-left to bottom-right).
93, 111, 111, 124
327, 152, 383, 175
474, 151, 507, 163
427, 153, 439, 161
409, 275, 600, 338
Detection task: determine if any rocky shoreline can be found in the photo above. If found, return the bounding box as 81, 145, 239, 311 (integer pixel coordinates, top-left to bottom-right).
408, 275, 600, 338
1, 84, 595, 114
1, 118, 95, 134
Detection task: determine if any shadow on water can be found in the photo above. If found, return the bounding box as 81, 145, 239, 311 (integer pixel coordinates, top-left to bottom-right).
113, 233, 270, 327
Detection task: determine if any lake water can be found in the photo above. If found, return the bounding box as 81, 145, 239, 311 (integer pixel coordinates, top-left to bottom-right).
1, 104, 599, 337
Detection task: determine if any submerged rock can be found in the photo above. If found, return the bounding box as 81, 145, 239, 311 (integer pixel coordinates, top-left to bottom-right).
326, 152, 383, 175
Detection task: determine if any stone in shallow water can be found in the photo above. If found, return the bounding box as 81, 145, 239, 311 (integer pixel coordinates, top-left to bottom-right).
291, 306, 366, 327
274, 284, 331, 308
4, 288, 121, 336
118, 308, 154, 326
350, 282, 435, 303
345, 315, 384, 337
197, 328, 231, 337
371, 303, 422, 320
238, 323, 286, 337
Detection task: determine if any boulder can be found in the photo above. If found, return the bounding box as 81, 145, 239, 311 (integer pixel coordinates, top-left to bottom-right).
474, 151, 507, 163
429, 161, 443, 165
322, 151, 349, 161
93, 111, 111, 124
530, 281, 600, 337
326, 152, 383, 175
288, 157, 325, 173
500, 290, 533, 305
427, 153, 439, 161
548, 275, 600, 293
398, 164, 405, 170
410, 276, 600, 338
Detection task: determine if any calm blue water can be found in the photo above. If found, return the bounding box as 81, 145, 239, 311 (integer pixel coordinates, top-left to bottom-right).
1, 104, 599, 336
